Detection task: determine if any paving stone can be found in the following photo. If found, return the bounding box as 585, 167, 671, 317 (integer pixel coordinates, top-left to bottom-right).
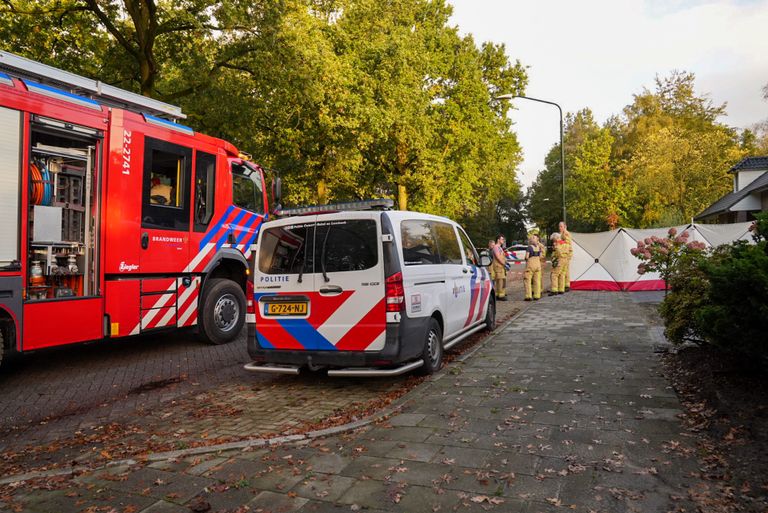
366, 425, 436, 443
185, 456, 229, 476
394, 484, 464, 512
290, 473, 357, 501
247, 490, 308, 511
298, 500, 389, 513
139, 499, 191, 513
187, 486, 259, 511
247, 466, 306, 493
97, 467, 214, 504
207, 457, 266, 482
303, 452, 354, 475
335, 479, 394, 508
364, 441, 442, 463
342, 454, 412, 478
386, 413, 426, 427
430, 445, 495, 468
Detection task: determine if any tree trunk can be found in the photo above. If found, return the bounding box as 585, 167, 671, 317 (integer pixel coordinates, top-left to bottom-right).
397, 183, 408, 211
124, 0, 159, 97
317, 180, 328, 205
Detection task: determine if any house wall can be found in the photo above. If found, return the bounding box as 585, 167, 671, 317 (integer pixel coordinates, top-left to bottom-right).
732, 194, 761, 212
736, 170, 766, 191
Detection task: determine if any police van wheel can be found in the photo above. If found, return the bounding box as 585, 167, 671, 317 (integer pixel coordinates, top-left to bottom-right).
417, 319, 443, 375
484, 298, 496, 332
199, 278, 246, 345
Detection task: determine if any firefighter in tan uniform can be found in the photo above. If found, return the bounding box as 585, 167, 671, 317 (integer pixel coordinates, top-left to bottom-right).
559, 222, 573, 291
523, 233, 545, 301
490, 234, 508, 301
549, 232, 568, 295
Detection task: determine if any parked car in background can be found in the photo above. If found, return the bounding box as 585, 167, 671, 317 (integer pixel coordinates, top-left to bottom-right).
506, 244, 528, 266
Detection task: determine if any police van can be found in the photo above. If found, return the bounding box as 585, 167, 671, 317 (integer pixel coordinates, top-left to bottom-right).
244, 200, 495, 377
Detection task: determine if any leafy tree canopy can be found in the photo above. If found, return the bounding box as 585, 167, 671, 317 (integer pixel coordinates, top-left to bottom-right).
0, 0, 528, 238
529, 71, 749, 231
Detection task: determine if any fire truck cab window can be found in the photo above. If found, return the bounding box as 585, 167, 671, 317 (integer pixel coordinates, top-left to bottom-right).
149, 152, 181, 207
232, 162, 264, 213
142, 137, 191, 231
194, 151, 216, 231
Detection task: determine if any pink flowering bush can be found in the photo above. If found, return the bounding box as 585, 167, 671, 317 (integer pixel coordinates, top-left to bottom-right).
629, 228, 707, 293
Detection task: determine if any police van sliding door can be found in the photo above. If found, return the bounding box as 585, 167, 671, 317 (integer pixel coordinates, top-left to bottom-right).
432, 221, 472, 338
139, 137, 192, 273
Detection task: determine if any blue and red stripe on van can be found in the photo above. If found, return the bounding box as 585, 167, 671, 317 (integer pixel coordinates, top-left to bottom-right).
253, 292, 385, 352
464, 266, 492, 327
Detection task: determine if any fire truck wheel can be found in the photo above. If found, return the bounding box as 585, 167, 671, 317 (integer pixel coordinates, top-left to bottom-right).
417, 318, 443, 375
199, 278, 246, 345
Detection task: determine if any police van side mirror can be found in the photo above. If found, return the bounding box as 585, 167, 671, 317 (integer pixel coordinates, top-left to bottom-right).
479, 254, 492, 267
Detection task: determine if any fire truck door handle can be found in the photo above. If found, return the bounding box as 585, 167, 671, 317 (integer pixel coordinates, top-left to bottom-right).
319, 285, 343, 295
141, 232, 149, 249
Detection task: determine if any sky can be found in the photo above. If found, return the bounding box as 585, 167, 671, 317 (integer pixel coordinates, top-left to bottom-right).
448, 0, 768, 190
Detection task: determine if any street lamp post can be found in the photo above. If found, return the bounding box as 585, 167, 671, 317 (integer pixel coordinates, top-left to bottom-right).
495, 94, 566, 224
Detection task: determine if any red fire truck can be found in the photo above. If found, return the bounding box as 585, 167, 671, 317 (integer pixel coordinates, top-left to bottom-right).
0, 50, 278, 367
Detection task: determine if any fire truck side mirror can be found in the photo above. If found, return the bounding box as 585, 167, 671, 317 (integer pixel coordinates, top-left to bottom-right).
272, 177, 282, 212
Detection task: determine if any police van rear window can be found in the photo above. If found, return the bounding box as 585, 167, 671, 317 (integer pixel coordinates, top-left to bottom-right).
316, 220, 378, 273
258, 219, 378, 275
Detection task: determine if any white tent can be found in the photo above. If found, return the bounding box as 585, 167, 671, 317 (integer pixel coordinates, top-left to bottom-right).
570, 222, 753, 291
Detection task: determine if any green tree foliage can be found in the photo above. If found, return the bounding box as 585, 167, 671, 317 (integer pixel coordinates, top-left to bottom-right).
526, 153, 562, 235
1, 0, 527, 223
528, 71, 747, 231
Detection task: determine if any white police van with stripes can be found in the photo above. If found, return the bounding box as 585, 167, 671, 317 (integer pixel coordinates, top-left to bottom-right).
244, 200, 495, 377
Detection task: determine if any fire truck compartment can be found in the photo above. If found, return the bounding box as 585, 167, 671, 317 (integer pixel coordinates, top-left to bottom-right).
23, 297, 103, 349
26, 118, 101, 302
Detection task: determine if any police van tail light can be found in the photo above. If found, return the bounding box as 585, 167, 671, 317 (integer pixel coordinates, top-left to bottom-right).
246, 279, 255, 314
385, 271, 404, 312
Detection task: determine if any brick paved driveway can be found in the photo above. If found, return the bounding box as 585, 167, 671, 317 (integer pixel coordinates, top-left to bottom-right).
0, 277, 525, 468
0, 328, 258, 431
2, 290, 711, 513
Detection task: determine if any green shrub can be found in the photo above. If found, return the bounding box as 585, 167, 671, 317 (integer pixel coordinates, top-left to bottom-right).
695, 240, 768, 356
658, 248, 711, 345
657, 213, 768, 358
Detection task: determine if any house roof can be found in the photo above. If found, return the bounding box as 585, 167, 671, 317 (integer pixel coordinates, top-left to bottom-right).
695, 170, 768, 220
729, 156, 768, 173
